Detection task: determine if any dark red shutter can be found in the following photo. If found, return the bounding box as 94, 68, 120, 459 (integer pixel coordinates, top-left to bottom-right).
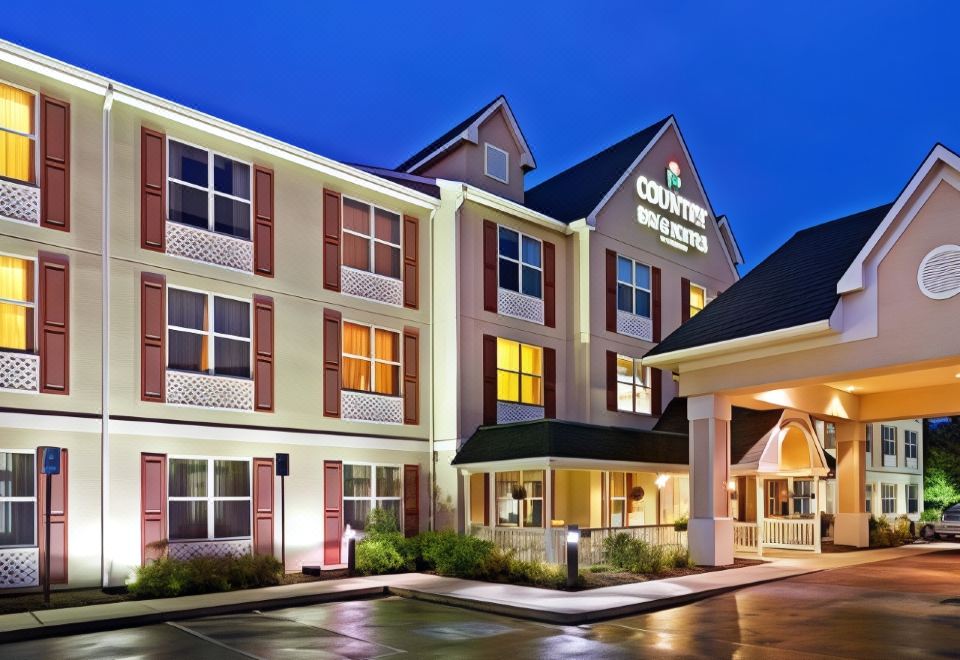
39, 95, 70, 232
403, 464, 420, 538
482, 334, 497, 425
140, 452, 166, 565
483, 220, 498, 312
606, 350, 617, 411
323, 309, 342, 418
253, 166, 275, 277
606, 249, 617, 332
38, 448, 68, 583
482, 474, 490, 526
403, 327, 419, 425
323, 189, 341, 291
403, 215, 419, 309
544, 347, 557, 419
38, 252, 69, 395
253, 295, 274, 412
543, 240, 556, 327
323, 460, 343, 564
141, 127, 166, 252
651, 367, 663, 416
140, 272, 166, 402
652, 266, 662, 343
253, 457, 274, 556
681, 277, 691, 324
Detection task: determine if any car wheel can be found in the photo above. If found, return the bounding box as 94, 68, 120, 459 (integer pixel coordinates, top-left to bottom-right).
920, 524, 936, 540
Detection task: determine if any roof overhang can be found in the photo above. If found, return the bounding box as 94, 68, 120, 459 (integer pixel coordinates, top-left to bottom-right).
454, 456, 687, 473
440, 180, 572, 234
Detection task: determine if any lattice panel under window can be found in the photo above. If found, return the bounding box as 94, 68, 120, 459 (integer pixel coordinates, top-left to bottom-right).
168, 540, 252, 561
342, 390, 404, 424
0, 179, 40, 225
166, 222, 254, 272
166, 371, 254, 411
0, 351, 39, 392
498, 288, 544, 324
496, 402, 545, 424
617, 310, 653, 341
341, 266, 404, 306
0, 548, 40, 588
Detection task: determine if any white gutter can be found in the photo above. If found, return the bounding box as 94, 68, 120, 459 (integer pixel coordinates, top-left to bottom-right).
100, 84, 114, 588
447, 181, 571, 234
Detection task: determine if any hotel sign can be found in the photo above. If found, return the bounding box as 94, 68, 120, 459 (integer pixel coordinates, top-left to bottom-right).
636, 161, 709, 254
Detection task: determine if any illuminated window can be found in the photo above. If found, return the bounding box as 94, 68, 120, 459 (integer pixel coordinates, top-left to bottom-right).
168, 140, 251, 239
498, 226, 542, 298
167, 289, 251, 378
484, 143, 509, 183
689, 283, 706, 318
823, 422, 837, 450
881, 483, 896, 515
342, 322, 401, 396
343, 464, 402, 531
495, 470, 543, 527
168, 458, 250, 541
616, 355, 652, 414
881, 425, 897, 467
342, 196, 401, 280
0, 82, 37, 185
792, 479, 813, 516
0, 255, 35, 352
496, 338, 542, 405
0, 450, 35, 547
865, 425, 873, 467
616, 256, 651, 318
904, 430, 918, 469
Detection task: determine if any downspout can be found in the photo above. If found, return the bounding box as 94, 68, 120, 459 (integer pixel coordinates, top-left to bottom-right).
428, 206, 436, 531
100, 84, 114, 588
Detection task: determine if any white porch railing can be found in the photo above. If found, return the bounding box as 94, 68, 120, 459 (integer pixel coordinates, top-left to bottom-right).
579, 525, 687, 566
734, 522, 759, 551
763, 518, 817, 550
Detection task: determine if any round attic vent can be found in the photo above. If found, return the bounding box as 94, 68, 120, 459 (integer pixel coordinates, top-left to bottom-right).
918, 244, 960, 300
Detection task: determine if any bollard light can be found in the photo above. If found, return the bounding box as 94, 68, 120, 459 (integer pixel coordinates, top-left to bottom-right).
345, 527, 357, 576
566, 524, 579, 589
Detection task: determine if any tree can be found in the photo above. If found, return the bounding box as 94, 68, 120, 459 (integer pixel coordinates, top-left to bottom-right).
924, 418, 960, 511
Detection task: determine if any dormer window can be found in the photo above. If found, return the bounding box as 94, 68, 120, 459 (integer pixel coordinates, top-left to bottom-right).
484, 143, 509, 184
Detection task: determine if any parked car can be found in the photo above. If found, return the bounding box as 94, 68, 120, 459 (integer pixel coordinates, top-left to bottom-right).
931, 504, 960, 541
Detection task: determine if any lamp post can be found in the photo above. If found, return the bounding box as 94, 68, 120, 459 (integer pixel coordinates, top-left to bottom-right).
566, 524, 579, 589
346, 527, 357, 576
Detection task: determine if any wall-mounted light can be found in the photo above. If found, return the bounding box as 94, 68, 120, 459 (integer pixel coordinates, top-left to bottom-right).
655, 474, 670, 489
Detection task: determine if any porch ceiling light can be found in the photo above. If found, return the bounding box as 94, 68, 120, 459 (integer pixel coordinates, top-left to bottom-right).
655, 474, 670, 489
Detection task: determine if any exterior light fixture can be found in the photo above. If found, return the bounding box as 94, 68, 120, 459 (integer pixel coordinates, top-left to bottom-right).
566, 524, 580, 588
345, 525, 357, 576
846, 385, 856, 393
655, 474, 670, 489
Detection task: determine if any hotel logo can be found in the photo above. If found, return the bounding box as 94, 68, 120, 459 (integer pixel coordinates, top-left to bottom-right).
666, 161, 681, 191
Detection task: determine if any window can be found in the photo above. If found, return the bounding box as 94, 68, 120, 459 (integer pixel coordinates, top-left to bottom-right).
342, 322, 400, 396
616, 355, 652, 414
0, 450, 35, 547
498, 227, 542, 298
168, 140, 251, 240
342, 197, 401, 280
906, 484, 919, 514
168, 458, 250, 541
168, 289, 251, 378
865, 425, 873, 467
616, 256, 651, 318
0, 255, 35, 352
0, 82, 37, 185
342, 464, 402, 531
496, 338, 542, 406
881, 425, 896, 467
823, 422, 837, 450
865, 483, 872, 514
689, 283, 706, 318
495, 470, 543, 527
881, 484, 896, 515
792, 479, 813, 516
484, 143, 509, 183
904, 430, 918, 469
609, 472, 626, 527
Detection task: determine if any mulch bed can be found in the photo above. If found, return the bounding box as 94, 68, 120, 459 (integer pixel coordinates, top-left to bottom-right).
576, 557, 765, 590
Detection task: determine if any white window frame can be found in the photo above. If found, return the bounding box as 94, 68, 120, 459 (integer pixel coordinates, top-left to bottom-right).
484, 143, 509, 184
342, 462, 403, 531
881, 483, 896, 515
689, 282, 707, 318
497, 225, 543, 300
166, 286, 252, 379
906, 484, 919, 514
904, 430, 918, 469
792, 478, 813, 516
881, 425, 897, 467
341, 320, 402, 398
616, 354, 652, 415
496, 338, 543, 406
166, 137, 253, 241
865, 424, 873, 467
167, 456, 252, 542
341, 196, 403, 282
0, 79, 40, 187
616, 255, 652, 319
0, 252, 37, 353
494, 469, 544, 528
865, 483, 873, 514
0, 449, 36, 548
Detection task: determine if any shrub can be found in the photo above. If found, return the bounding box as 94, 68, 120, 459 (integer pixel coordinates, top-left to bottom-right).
920, 508, 942, 523
589, 564, 613, 573
366, 507, 401, 537
506, 559, 573, 589
869, 515, 914, 547
601, 532, 688, 574
674, 515, 689, 532
129, 554, 283, 599
356, 537, 407, 575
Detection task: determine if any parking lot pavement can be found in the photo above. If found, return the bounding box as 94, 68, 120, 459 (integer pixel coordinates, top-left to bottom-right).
3, 548, 959, 659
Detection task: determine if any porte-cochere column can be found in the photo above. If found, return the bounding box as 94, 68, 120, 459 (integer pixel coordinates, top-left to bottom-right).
834, 421, 869, 547
687, 394, 734, 566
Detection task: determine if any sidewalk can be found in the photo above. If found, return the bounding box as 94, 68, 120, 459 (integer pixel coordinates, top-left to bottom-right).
0, 542, 948, 642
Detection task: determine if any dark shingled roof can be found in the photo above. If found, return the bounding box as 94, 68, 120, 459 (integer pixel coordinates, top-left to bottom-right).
397, 96, 504, 173
646, 203, 892, 358
451, 419, 688, 466
523, 117, 671, 223
350, 164, 441, 198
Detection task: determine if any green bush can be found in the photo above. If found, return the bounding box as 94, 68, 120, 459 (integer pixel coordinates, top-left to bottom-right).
129, 554, 283, 599
869, 515, 914, 548
674, 515, 688, 532
356, 537, 407, 575
602, 532, 692, 574
366, 507, 401, 536
920, 508, 942, 523
506, 559, 572, 589
589, 564, 613, 573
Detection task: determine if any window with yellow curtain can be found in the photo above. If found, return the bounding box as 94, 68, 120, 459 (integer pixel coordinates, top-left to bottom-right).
496, 338, 542, 405
0, 83, 36, 185
0, 255, 35, 352
342, 322, 400, 396
689, 284, 706, 318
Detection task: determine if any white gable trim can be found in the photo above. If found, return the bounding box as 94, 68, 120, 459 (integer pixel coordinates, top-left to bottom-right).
838, 144, 960, 294
404, 97, 536, 173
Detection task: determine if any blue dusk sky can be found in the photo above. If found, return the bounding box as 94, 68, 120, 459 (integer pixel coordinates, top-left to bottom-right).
4, 2, 959, 269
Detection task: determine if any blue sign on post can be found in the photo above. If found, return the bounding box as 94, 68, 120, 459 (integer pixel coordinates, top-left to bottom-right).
41, 447, 60, 475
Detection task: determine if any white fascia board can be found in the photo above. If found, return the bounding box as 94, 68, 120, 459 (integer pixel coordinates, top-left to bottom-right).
838, 144, 960, 294
454, 456, 687, 472
455, 183, 571, 234
0, 39, 109, 96
642, 319, 835, 370
717, 215, 744, 266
